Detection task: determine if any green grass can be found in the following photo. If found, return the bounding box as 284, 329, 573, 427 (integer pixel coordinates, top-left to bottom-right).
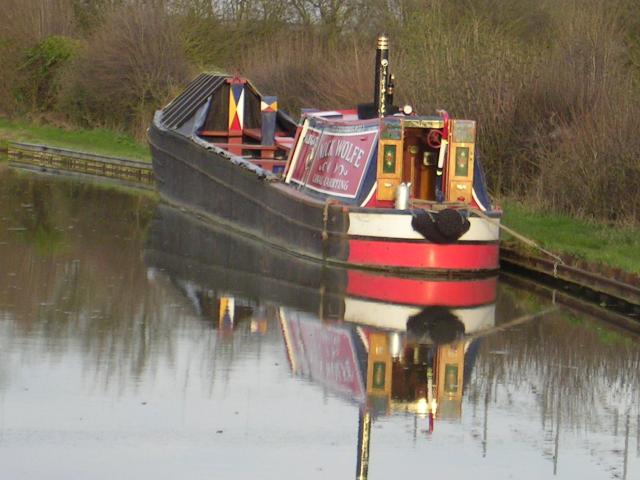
501, 200, 640, 275
0, 117, 150, 162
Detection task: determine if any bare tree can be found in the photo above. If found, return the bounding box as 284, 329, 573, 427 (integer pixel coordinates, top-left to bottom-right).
60, 1, 191, 136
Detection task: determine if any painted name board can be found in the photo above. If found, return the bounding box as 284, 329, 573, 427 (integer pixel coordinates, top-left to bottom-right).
290, 119, 379, 198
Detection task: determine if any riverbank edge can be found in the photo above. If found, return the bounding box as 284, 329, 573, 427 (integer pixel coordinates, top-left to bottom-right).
0, 117, 150, 161
500, 246, 640, 306
7, 141, 154, 188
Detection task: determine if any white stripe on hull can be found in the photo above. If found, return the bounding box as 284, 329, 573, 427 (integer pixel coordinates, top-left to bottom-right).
348, 211, 500, 242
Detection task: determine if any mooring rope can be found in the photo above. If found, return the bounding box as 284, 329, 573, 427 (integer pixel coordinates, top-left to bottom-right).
467, 306, 559, 340
466, 206, 565, 275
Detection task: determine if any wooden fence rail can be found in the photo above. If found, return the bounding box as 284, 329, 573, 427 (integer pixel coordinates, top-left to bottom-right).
7, 141, 154, 186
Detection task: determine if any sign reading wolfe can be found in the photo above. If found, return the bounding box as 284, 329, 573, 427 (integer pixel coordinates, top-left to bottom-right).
290, 121, 378, 198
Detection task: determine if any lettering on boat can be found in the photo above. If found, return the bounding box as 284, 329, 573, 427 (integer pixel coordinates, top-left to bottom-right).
290, 121, 378, 198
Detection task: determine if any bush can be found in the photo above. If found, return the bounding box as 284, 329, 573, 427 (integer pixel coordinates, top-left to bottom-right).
18, 35, 77, 111
0, 38, 21, 114
1, 0, 639, 223
236, 31, 373, 116
0, 0, 75, 115
58, 2, 191, 138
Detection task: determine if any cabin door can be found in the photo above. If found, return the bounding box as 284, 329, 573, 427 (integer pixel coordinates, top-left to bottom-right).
402, 127, 438, 201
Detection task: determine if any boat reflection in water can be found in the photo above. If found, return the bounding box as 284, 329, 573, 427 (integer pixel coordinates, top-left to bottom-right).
144, 204, 499, 479
279, 273, 495, 416
278, 274, 494, 479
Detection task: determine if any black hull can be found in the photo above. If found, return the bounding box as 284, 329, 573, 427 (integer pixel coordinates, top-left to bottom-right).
148, 119, 350, 263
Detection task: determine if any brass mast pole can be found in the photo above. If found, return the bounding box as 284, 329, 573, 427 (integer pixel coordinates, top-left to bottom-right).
373, 35, 389, 118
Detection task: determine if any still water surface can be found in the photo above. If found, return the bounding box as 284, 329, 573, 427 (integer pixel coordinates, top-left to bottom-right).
0, 163, 639, 479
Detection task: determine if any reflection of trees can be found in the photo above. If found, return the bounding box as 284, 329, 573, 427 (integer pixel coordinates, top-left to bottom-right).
464, 289, 640, 478
469, 310, 640, 425
0, 170, 177, 388
0, 168, 280, 392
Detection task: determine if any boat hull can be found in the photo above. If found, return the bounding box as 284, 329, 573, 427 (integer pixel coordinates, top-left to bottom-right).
149, 117, 499, 275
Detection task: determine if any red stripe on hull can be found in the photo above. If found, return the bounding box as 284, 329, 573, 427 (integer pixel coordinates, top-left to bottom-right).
346, 271, 497, 306
347, 239, 499, 271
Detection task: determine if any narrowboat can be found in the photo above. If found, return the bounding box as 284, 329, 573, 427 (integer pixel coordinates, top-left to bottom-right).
148, 35, 501, 275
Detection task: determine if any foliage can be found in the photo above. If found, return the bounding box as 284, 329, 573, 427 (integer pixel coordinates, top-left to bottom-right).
58, 2, 190, 137
71, 0, 122, 34
0, 0, 639, 223
0, 0, 75, 114
18, 35, 78, 111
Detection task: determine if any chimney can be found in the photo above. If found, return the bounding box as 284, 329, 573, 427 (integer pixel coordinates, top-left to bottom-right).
373, 35, 389, 117
261, 95, 277, 146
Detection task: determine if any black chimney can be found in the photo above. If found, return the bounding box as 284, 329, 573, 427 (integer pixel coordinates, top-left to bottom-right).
373, 34, 389, 117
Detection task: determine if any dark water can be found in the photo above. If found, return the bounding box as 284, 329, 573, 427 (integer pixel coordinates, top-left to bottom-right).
0, 163, 639, 480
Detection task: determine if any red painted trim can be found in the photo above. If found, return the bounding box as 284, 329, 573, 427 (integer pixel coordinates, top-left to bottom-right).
227, 136, 243, 156
347, 239, 499, 271
346, 271, 497, 306
226, 77, 247, 85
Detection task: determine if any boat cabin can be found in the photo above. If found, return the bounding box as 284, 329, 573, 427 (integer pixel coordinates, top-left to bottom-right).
282, 109, 489, 210
159, 38, 492, 212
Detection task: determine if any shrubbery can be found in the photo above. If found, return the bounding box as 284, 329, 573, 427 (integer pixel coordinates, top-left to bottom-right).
58, 3, 190, 136
0, 0, 638, 222
18, 35, 77, 111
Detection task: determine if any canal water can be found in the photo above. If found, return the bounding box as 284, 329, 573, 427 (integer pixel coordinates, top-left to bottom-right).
0, 162, 638, 480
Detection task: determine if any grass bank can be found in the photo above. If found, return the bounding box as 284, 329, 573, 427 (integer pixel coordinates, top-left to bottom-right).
501, 200, 640, 276
0, 118, 150, 162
